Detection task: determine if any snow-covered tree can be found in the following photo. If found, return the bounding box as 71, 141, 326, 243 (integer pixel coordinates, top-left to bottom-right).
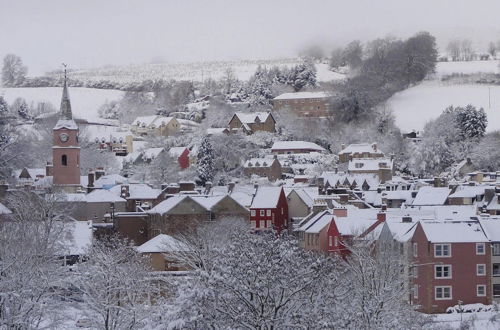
17, 99, 30, 119
171, 222, 336, 329
196, 136, 215, 184
287, 59, 317, 91
73, 235, 165, 330
0, 96, 8, 115
1, 54, 27, 87
453, 104, 487, 140
246, 65, 274, 106
0, 191, 70, 329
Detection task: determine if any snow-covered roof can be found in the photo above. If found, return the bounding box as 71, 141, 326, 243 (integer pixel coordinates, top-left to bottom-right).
136, 234, 187, 253
487, 195, 500, 211
93, 174, 127, 189
0, 202, 12, 215
251, 187, 283, 209
234, 112, 272, 124
109, 184, 161, 200
479, 219, 500, 241
382, 190, 414, 202
420, 221, 488, 243
142, 147, 164, 160
169, 147, 188, 157
244, 157, 276, 168
339, 143, 379, 155
348, 158, 393, 172
54, 119, 78, 130
384, 221, 418, 242
412, 187, 451, 206
297, 210, 331, 232
274, 91, 330, 100
287, 188, 315, 208
85, 189, 126, 203
335, 216, 381, 237
448, 186, 488, 198
132, 115, 159, 126
190, 195, 226, 210
148, 196, 192, 215
271, 141, 325, 152
321, 172, 380, 190
305, 212, 333, 234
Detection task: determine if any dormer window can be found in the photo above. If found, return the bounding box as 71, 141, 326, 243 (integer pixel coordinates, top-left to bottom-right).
355, 163, 364, 168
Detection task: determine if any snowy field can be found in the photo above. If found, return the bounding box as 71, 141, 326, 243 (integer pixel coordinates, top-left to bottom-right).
49, 59, 345, 84
387, 81, 500, 133
435, 60, 500, 78
0, 87, 124, 122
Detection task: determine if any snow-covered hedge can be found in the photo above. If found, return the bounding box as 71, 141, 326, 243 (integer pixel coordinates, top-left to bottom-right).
446, 303, 496, 313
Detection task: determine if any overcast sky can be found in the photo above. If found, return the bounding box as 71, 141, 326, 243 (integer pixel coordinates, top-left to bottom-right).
2, 0, 500, 75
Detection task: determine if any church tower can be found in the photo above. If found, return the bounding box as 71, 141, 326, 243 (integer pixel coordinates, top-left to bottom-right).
52, 67, 81, 190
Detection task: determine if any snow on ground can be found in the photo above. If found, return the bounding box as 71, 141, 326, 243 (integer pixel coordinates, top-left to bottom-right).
315, 63, 346, 82
49, 59, 344, 84
0, 87, 125, 122
431, 311, 499, 330
435, 60, 500, 78
386, 80, 500, 133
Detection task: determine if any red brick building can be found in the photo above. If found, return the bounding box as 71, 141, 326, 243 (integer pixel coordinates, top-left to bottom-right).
410, 221, 491, 313
250, 187, 288, 233
169, 147, 190, 169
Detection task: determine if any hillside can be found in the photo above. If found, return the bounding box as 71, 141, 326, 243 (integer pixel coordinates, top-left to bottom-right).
386, 60, 500, 133
45, 59, 345, 84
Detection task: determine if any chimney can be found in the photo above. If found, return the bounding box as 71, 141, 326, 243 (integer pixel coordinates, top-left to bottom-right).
466, 157, 471, 165
339, 194, 349, 204
228, 181, 235, 194
95, 167, 105, 180
204, 181, 212, 194
381, 204, 387, 211
334, 166, 338, 174
45, 161, 53, 177
341, 144, 345, 150
333, 207, 347, 217
120, 184, 130, 199
87, 171, 95, 193
372, 143, 377, 152
390, 153, 395, 162
377, 211, 386, 222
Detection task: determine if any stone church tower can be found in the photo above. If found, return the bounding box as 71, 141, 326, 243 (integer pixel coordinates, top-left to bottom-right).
52, 71, 81, 190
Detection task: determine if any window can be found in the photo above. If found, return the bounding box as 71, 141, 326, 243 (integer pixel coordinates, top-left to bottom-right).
329, 236, 333, 246
494, 284, 500, 297
334, 236, 339, 247
260, 210, 265, 216
250, 221, 256, 229
413, 284, 419, 299
477, 285, 486, 297
281, 208, 284, 215
477, 264, 486, 276
413, 243, 418, 257
266, 210, 271, 217
493, 263, 500, 276
434, 244, 451, 257
266, 220, 272, 228
61, 154, 68, 166
251, 210, 256, 217
476, 243, 486, 255
493, 243, 500, 256
412, 266, 418, 278
259, 220, 265, 228
435, 286, 452, 300
435, 265, 452, 279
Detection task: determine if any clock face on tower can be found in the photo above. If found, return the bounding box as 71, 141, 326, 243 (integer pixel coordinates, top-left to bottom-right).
59, 133, 69, 143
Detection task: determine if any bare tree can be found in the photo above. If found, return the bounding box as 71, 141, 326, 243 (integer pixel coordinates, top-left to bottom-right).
0, 191, 71, 329
488, 42, 497, 58
73, 235, 166, 330
1, 54, 27, 87
447, 40, 461, 61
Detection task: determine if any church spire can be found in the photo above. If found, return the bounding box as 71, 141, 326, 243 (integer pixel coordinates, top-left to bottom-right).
60, 64, 72, 120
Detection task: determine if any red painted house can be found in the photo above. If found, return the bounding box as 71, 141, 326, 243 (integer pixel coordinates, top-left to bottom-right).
169, 147, 190, 169
297, 208, 385, 257
410, 221, 491, 313
250, 187, 288, 233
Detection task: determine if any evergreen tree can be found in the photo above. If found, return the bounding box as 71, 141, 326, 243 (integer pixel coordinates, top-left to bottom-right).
287, 60, 317, 91
0, 96, 8, 115
456, 104, 487, 139
197, 136, 215, 184
246, 65, 274, 106
17, 100, 29, 119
